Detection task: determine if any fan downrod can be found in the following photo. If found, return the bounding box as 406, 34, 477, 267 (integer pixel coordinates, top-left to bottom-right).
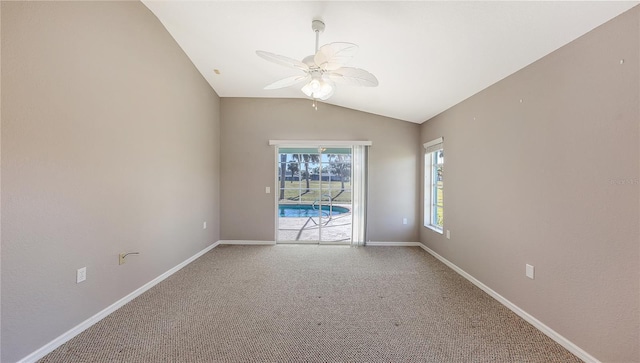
311, 19, 325, 54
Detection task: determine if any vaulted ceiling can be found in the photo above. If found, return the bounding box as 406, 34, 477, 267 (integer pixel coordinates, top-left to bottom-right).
142, 1, 638, 123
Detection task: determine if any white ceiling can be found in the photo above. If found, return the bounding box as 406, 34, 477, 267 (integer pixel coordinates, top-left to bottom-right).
142, 1, 638, 124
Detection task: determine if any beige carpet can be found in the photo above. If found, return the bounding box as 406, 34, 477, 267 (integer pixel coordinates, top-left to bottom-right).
40, 245, 581, 362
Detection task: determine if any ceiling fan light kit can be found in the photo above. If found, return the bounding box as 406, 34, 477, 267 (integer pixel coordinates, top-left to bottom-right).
257, 19, 378, 110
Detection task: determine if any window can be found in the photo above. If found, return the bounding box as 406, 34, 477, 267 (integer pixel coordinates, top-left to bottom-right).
424, 138, 443, 232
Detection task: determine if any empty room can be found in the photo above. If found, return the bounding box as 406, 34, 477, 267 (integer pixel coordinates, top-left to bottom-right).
1, 1, 639, 363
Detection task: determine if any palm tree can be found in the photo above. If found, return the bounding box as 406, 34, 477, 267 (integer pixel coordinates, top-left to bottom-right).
293, 153, 320, 193
287, 162, 299, 184
328, 154, 351, 191
279, 153, 287, 200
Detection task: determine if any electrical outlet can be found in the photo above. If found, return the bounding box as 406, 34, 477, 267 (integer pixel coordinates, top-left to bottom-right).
446, 230, 450, 239
265, 186, 271, 194
526, 264, 535, 279
76, 267, 87, 283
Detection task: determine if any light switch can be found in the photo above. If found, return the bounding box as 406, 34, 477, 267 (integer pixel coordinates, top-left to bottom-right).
526, 264, 535, 279
265, 187, 270, 194
77, 267, 87, 283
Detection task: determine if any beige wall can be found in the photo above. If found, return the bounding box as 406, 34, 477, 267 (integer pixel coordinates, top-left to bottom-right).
1, 2, 220, 362
420, 7, 639, 362
220, 98, 420, 243
3, 1, 637, 362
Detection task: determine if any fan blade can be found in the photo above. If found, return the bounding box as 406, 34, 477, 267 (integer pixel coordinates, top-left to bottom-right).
256, 50, 309, 72
314, 42, 358, 71
264, 75, 311, 90
328, 67, 379, 87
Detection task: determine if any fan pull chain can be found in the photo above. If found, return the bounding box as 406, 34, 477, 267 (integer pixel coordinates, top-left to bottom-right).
312, 98, 318, 110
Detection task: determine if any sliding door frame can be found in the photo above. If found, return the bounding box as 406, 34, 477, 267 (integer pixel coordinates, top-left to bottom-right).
269, 140, 371, 245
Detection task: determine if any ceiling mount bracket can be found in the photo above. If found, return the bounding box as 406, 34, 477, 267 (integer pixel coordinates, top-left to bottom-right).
311, 19, 325, 33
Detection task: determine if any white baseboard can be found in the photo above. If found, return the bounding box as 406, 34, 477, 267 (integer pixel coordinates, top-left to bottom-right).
18, 241, 221, 363
366, 241, 422, 247
219, 241, 421, 247
417, 243, 599, 363
219, 240, 276, 245
220, 241, 419, 246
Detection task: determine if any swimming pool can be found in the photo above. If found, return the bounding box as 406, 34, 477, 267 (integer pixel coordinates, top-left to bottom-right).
279, 204, 350, 217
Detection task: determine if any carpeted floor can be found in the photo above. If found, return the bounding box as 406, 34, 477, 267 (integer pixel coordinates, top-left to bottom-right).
40, 245, 581, 362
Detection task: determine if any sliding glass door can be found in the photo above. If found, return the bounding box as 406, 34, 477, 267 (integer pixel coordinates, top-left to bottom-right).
276, 147, 353, 244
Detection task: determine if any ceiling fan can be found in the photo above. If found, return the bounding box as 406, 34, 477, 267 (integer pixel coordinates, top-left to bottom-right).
256, 19, 378, 109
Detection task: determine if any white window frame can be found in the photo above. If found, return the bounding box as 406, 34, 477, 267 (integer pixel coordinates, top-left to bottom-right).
424, 137, 443, 233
